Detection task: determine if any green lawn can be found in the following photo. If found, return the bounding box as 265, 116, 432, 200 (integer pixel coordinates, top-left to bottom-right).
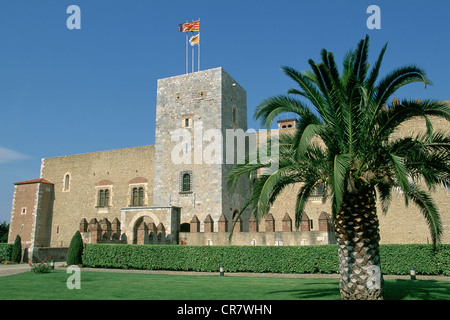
0, 270, 448, 300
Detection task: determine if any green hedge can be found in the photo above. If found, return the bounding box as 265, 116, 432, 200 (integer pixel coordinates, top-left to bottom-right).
82, 244, 450, 276
0, 243, 13, 262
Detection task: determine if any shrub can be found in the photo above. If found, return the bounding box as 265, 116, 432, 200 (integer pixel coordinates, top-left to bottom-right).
82, 243, 450, 275
31, 257, 52, 274
66, 231, 84, 265
0, 243, 13, 262
11, 235, 22, 263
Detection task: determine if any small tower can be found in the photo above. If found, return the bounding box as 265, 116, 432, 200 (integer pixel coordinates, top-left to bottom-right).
277, 119, 297, 129
8, 178, 54, 250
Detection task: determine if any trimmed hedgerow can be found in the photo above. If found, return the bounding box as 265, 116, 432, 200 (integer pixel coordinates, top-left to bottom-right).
380, 244, 450, 276
82, 243, 449, 275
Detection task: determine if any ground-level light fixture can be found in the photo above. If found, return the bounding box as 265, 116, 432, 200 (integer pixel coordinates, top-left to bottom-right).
410, 267, 416, 280
219, 264, 224, 277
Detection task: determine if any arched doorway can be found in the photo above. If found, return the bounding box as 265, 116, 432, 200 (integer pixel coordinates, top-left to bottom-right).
180, 223, 190, 232
129, 212, 160, 244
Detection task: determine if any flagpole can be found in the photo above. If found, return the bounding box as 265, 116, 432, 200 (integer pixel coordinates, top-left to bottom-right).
192, 32, 194, 73
185, 31, 188, 74
198, 19, 200, 72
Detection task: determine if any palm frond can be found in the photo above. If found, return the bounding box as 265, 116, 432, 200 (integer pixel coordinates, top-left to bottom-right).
281, 66, 326, 110
405, 183, 443, 247
389, 153, 410, 195
353, 34, 370, 83
376, 182, 392, 215
254, 95, 316, 130
333, 153, 351, 209
294, 179, 319, 229
366, 42, 388, 95
387, 131, 450, 190
372, 65, 430, 114
374, 99, 450, 140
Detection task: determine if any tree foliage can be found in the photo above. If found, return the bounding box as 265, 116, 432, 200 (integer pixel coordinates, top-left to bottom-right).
66, 231, 84, 265
11, 235, 22, 263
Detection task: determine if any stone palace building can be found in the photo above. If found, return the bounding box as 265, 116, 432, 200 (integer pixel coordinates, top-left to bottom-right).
7, 68, 450, 257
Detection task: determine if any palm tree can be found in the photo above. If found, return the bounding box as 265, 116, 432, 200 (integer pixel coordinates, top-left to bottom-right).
227, 35, 450, 300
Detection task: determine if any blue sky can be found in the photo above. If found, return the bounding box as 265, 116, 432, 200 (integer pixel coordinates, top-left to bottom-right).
0, 0, 449, 223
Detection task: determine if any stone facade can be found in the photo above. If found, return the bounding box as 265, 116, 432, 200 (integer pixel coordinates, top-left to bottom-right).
180, 212, 335, 246
7, 68, 450, 252
39, 145, 156, 247
153, 68, 251, 231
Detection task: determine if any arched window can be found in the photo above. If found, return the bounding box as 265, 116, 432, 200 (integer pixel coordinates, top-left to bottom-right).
182, 173, 191, 192
180, 223, 190, 232
64, 174, 70, 191
132, 187, 144, 206
232, 106, 238, 125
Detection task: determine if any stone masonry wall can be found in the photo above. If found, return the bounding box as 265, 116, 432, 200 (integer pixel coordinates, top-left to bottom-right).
153, 68, 250, 231
41, 145, 155, 247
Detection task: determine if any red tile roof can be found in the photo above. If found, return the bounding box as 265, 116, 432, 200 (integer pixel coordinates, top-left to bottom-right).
14, 178, 54, 185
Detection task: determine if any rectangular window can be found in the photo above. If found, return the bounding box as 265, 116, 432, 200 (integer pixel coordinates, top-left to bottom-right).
182, 173, 191, 192
132, 187, 144, 206
99, 190, 105, 207
104, 189, 110, 207
97, 189, 110, 207
310, 183, 324, 198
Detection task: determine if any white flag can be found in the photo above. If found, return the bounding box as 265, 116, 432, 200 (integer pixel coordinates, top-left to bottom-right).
189, 34, 200, 46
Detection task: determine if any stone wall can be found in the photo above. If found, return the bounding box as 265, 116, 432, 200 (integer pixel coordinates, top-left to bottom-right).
180, 231, 335, 246
40, 145, 155, 247
179, 212, 335, 246
29, 247, 68, 263
120, 206, 181, 244
152, 68, 250, 231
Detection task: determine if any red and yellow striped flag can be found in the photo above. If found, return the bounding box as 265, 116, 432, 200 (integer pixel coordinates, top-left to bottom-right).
179, 20, 200, 32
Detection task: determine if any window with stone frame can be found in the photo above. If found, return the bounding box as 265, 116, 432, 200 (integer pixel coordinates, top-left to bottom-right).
63, 173, 70, 191
180, 171, 193, 193
232, 105, 238, 126
97, 189, 110, 207
310, 183, 324, 197
131, 187, 144, 206
182, 173, 191, 191
182, 114, 193, 128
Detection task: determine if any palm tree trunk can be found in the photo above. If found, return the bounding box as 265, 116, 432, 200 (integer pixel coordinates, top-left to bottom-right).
334, 184, 384, 300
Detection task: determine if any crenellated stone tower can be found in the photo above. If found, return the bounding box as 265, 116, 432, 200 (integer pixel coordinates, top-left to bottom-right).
152, 67, 250, 231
